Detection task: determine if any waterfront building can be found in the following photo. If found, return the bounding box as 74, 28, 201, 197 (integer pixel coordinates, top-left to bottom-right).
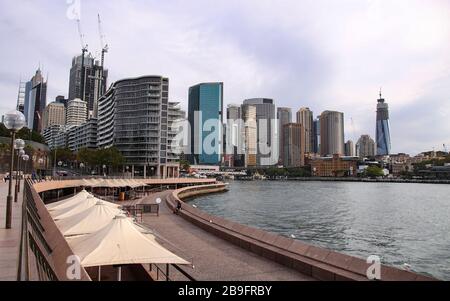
356, 135, 376, 158
23, 68, 47, 132
376, 91, 391, 156
188, 83, 224, 166
320, 111, 345, 157
68, 119, 98, 152
277, 107, 292, 165
43, 124, 67, 149
68, 53, 108, 117
345, 140, 355, 157
310, 154, 358, 177
97, 75, 179, 178
242, 104, 257, 167
296, 107, 314, 154
167, 102, 186, 165
42, 102, 66, 130
282, 123, 305, 168
66, 99, 87, 127
242, 98, 276, 167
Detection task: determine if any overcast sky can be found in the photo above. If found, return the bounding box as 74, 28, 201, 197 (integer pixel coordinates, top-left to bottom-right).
1, 0, 449, 155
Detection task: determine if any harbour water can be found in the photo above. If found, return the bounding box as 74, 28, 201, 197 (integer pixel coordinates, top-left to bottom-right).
190, 180, 450, 280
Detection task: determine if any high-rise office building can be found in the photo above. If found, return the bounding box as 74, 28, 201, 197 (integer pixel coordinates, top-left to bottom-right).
55, 95, 69, 108
313, 117, 321, 154
68, 119, 98, 152
296, 107, 314, 154
242, 98, 276, 166
66, 99, 87, 127
277, 107, 292, 165
356, 135, 376, 158
43, 102, 66, 130
23, 68, 47, 132
68, 53, 108, 117
376, 91, 391, 156
188, 83, 224, 165
282, 123, 305, 168
225, 104, 243, 167
345, 140, 355, 157
320, 111, 345, 157
97, 76, 179, 178
242, 104, 257, 167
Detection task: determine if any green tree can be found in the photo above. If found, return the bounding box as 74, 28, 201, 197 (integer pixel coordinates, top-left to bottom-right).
0, 123, 46, 144
365, 166, 384, 178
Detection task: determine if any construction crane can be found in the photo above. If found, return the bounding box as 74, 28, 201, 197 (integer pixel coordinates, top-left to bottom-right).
97, 13, 109, 99
77, 18, 88, 102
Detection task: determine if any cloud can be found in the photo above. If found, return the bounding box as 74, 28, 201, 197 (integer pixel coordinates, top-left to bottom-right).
0, 0, 449, 155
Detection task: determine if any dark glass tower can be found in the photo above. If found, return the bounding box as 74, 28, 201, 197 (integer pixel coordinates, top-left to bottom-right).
376, 91, 391, 156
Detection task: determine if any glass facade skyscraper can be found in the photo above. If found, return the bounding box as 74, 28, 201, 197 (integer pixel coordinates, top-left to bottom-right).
376, 92, 391, 156
188, 83, 224, 165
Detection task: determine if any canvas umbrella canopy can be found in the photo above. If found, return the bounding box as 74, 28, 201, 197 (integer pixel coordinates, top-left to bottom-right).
55, 201, 125, 237
68, 215, 190, 269
51, 195, 120, 221
46, 189, 92, 211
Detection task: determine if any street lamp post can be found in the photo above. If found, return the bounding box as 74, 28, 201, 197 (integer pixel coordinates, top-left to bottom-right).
80, 163, 85, 178
3, 110, 26, 229
103, 165, 107, 178
14, 146, 25, 203
38, 158, 44, 179
125, 166, 129, 179
58, 161, 63, 180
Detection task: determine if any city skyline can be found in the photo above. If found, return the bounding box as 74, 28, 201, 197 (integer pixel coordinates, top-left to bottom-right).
1, 0, 450, 155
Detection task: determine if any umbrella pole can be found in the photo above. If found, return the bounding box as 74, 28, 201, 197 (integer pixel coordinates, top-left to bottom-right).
98, 266, 101, 281
117, 266, 122, 281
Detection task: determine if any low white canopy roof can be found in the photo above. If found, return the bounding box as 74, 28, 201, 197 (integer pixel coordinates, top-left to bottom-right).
68, 215, 190, 267
51, 195, 120, 221
46, 190, 91, 211
55, 201, 124, 237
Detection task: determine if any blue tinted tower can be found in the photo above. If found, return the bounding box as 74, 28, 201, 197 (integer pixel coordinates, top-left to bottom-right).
376, 91, 391, 156
188, 83, 224, 165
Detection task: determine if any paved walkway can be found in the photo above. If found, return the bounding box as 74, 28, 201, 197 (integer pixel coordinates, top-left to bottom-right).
139, 191, 314, 281
0, 181, 22, 281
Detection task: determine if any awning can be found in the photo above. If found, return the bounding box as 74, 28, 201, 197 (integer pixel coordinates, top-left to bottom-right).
68, 215, 190, 267
51, 195, 120, 221
55, 201, 125, 237
46, 190, 91, 211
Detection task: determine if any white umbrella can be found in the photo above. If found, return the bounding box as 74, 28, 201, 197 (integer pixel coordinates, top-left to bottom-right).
68, 215, 190, 280
46, 189, 92, 211
51, 195, 120, 221
56, 201, 124, 237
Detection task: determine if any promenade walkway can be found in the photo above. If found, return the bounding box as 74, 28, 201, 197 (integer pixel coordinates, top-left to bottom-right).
136, 191, 314, 281
0, 182, 22, 281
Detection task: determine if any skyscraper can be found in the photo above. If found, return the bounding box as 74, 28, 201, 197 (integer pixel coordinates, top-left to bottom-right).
277, 107, 292, 165
242, 104, 257, 167
296, 107, 314, 154
242, 98, 276, 166
313, 117, 321, 154
66, 99, 87, 127
345, 140, 355, 157
188, 83, 224, 165
16, 80, 26, 113
43, 102, 66, 130
320, 111, 345, 157
356, 135, 376, 158
376, 91, 391, 156
23, 69, 47, 132
282, 123, 305, 168
225, 104, 243, 167
68, 53, 108, 117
